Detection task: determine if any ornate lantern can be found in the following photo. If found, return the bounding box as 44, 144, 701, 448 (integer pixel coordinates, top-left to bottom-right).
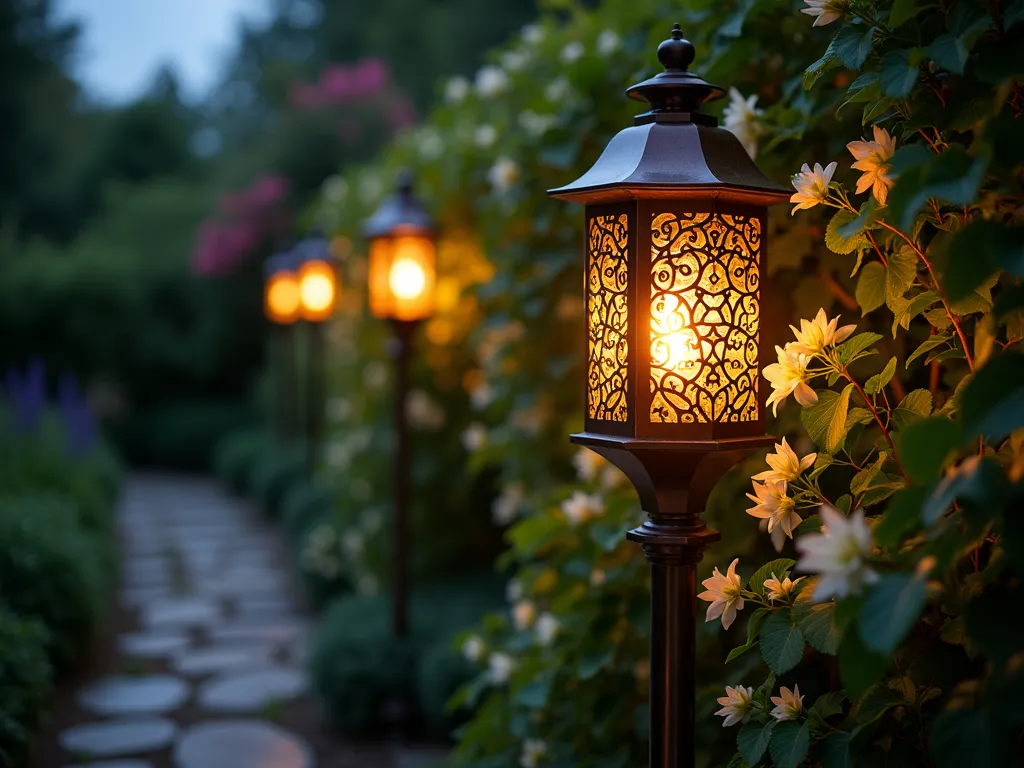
264, 251, 301, 325
549, 24, 789, 768
364, 171, 437, 324
295, 233, 338, 323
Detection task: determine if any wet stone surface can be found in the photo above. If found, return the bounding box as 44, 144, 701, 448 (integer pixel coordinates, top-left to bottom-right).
59, 718, 179, 758
173, 720, 313, 768
197, 667, 307, 713
78, 675, 190, 717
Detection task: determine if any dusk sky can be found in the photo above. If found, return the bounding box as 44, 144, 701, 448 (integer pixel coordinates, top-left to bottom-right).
56, 0, 274, 103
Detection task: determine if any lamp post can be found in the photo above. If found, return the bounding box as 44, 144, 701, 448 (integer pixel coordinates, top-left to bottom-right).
363, 170, 437, 639
548, 24, 789, 768
264, 248, 302, 442
295, 232, 339, 471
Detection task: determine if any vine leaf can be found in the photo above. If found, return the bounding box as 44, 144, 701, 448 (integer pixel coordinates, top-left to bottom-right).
960, 354, 1024, 441
906, 334, 951, 368
856, 262, 886, 315
737, 720, 775, 765
760, 610, 805, 674
892, 388, 933, 430
827, 384, 853, 451
878, 48, 920, 97
748, 560, 797, 595
769, 722, 810, 768
885, 247, 918, 304
858, 572, 928, 654
895, 416, 961, 482
793, 599, 839, 654
865, 357, 897, 393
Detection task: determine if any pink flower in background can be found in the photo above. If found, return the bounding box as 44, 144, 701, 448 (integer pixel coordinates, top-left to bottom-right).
386, 98, 417, 131
353, 58, 388, 94
320, 64, 354, 99
247, 175, 290, 207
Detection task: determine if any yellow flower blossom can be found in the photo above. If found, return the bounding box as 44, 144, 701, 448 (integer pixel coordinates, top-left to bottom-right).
790, 161, 837, 213
752, 437, 817, 483
789, 308, 857, 356
847, 125, 897, 205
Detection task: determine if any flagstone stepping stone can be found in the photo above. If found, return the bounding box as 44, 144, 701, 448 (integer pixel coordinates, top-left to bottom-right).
78, 675, 190, 717
197, 667, 306, 713
172, 646, 272, 678
142, 597, 220, 630
236, 596, 294, 618
59, 718, 178, 758
63, 761, 154, 768
208, 620, 308, 649
119, 632, 191, 660
173, 720, 312, 768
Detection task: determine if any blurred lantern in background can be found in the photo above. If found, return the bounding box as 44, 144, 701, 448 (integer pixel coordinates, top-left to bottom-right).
362, 170, 437, 651
548, 23, 789, 768
264, 252, 301, 325
365, 171, 437, 323
264, 246, 302, 443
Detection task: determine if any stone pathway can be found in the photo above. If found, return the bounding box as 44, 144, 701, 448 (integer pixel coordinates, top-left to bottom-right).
51, 473, 415, 768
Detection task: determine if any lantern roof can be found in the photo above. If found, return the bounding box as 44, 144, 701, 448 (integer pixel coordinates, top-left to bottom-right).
292, 228, 332, 264
363, 169, 436, 239
548, 24, 790, 206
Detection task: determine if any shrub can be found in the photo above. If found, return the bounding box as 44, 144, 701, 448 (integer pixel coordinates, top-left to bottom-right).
248, 443, 308, 520
212, 428, 272, 494
280, 480, 333, 543
310, 573, 505, 736
0, 604, 52, 766
0, 494, 107, 671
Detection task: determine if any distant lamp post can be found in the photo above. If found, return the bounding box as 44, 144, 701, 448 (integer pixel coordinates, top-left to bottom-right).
549, 24, 789, 768
364, 170, 437, 639
294, 231, 338, 469
264, 249, 301, 441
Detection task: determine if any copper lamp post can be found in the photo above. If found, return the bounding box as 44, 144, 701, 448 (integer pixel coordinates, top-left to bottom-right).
549, 24, 789, 768
363, 170, 437, 639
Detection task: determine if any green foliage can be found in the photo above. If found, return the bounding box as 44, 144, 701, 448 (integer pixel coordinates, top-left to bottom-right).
0, 605, 53, 766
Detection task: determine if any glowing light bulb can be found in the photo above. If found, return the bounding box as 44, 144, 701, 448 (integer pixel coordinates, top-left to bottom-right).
662, 329, 700, 369
267, 274, 300, 322
389, 258, 426, 300
300, 272, 335, 312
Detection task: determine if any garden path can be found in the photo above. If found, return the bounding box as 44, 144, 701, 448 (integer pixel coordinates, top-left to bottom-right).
46, 473, 445, 768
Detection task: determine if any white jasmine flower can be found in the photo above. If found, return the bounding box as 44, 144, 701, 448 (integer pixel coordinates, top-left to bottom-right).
697, 558, 745, 630
590, 569, 606, 587
770, 685, 805, 721
561, 491, 604, 525
501, 49, 530, 72
417, 127, 443, 160
722, 87, 763, 159
324, 439, 352, 471
790, 161, 837, 213
444, 76, 470, 104
474, 124, 497, 148
462, 422, 487, 453
561, 41, 585, 63
544, 77, 572, 102
326, 397, 352, 422
493, 482, 525, 526
512, 600, 536, 631
362, 510, 383, 534
363, 361, 388, 389
462, 635, 485, 662
488, 651, 516, 684
520, 739, 547, 768
601, 465, 626, 490
357, 172, 383, 204
746, 480, 803, 552
797, 505, 879, 601
596, 30, 619, 56
848, 125, 897, 205
341, 530, 365, 557
572, 447, 605, 482
790, 308, 857, 356
764, 343, 818, 415
322, 175, 348, 202
801, 0, 847, 27
475, 65, 509, 97
406, 389, 445, 430
753, 438, 817, 483
469, 380, 494, 410
506, 579, 523, 602
487, 157, 520, 195
518, 110, 556, 137
521, 24, 544, 45
535, 613, 559, 645
763, 573, 805, 602
715, 685, 755, 727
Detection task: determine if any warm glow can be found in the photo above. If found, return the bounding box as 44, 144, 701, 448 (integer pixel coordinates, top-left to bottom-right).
389, 258, 426, 300
368, 232, 436, 321
297, 260, 338, 322
265, 272, 300, 324
586, 213, 629, 422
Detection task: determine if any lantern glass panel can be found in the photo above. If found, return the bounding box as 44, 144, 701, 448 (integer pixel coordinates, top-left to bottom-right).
265, 271, 300, 324
368, 230, 436, 322
297, 259, 338, 322
648, 210, 761, 425
587, 212, 630, 423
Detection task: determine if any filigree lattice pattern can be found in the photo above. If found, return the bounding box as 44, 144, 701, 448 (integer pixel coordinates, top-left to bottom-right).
587, 213, 629, 421
650, 212, 760, 423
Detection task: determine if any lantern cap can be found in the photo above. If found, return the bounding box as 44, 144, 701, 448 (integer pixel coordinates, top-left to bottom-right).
626, 23, 725, 116
548, 22, 789, 205
293, 228, 332, 264
363, 169, 435, 239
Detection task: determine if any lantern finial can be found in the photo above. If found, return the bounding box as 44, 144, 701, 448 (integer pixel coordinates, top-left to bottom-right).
626, 23, 724, 119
